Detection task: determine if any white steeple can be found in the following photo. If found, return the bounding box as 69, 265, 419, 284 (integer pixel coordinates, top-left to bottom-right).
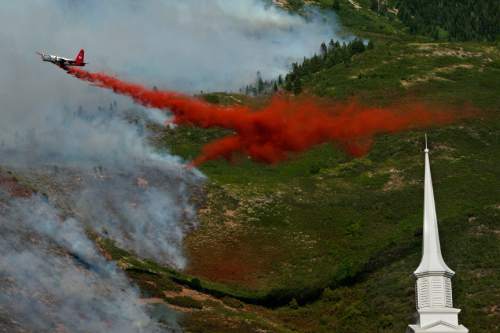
414, 134, 454, 276
407, 135, 468, 333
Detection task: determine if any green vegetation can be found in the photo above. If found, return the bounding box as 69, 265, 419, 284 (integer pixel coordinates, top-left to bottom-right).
149, 106, 500, 332
314, 0, 407, 37
287, 0, 305, 11
164, 296, 203, 310
93, 1, 500, 331
284, 38, 369, 95
300, 40, 500, 107
221, 296, 245, 309
396, 0, 500, 41
146, 1, 500, 331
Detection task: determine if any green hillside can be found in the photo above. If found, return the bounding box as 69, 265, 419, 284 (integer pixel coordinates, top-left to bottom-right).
115, 1, 500, 332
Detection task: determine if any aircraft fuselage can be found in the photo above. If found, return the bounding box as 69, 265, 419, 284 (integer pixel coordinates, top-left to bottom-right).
37, 49, 86, 69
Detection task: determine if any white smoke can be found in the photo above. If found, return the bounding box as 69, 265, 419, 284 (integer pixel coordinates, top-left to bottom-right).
71, 167, 198, 269
0, 193, 180, 332
1, 102, 202, 269
0, 0, 342, 330
1, 0, 343, 93
0, 0, 345, 269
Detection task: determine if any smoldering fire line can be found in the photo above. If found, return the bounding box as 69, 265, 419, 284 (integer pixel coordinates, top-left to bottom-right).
67, 68, 470, 165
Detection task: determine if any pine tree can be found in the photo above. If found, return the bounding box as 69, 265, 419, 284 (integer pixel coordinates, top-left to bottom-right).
256, 71, 264, 94
320, 42, 328, 58
292, 78, 302, 95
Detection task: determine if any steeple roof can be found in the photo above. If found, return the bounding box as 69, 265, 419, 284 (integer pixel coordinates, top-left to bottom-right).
414, 135, 454, 276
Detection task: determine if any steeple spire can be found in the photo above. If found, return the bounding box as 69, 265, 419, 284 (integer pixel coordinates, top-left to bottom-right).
414, 134, 454, 276
407, 135, 468, 333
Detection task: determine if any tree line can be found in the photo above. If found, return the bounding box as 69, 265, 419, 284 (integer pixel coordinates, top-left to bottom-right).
244, 38, 371, 96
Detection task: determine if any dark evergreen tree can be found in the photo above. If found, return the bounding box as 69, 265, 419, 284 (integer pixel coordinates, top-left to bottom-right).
320, 42, 328, 58
350, 38, 366, 55
396, 0, 500, 41
256, 71, 264, 94
328, 39, 336, 50
292, 78, 302, 95
288, 0, 304, 11
332, 0, 340, 10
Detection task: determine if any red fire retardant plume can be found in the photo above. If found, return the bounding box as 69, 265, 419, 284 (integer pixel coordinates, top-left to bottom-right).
67, 68, 464, 166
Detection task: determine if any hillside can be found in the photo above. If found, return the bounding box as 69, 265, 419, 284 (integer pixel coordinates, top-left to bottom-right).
2, 1, 498, 332
144, 1, 500, 332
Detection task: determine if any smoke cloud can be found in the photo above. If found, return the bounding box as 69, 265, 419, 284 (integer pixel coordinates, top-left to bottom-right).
1, 0, 344, 93
0, 191, 180, 332
0, 0, 340, 267
67, 68, 466, 165
33, 165, 198, 269
0, 1, 343, 329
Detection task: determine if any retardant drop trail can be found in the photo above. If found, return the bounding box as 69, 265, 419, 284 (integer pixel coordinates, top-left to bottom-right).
67, 68, 467, 166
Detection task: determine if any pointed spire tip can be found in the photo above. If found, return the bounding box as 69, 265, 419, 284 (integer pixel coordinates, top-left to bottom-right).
424, 134, 429, 153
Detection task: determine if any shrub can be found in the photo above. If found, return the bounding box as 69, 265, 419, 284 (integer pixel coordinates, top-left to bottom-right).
222, 296, 244, 309
164, 296, 203, 309
288, 298, 299, 309
190, 278, 202, 290
288, 0, 304, 11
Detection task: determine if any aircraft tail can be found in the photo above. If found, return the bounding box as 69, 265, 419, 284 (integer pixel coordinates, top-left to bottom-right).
74, 49, 85, 66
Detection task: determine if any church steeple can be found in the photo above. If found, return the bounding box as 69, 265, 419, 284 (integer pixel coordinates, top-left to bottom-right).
407, 136, 468, 333
414, 135, 454, 276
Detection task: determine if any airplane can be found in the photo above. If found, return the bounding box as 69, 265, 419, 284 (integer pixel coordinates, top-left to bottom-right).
36, 49, 86, 69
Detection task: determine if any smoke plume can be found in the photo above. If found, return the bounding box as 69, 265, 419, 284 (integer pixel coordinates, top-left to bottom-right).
67, 68, 465, 165
0, 0, 344, 93
0, 1, 348, 330
0, 191, 180, 332
0, 1, 342, 267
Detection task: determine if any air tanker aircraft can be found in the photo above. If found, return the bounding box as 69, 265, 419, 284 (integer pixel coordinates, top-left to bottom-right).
37, 49, 86, 69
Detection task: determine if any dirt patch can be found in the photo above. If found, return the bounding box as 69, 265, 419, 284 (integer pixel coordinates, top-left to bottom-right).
164, 287, 213, 302
409, 43, 442, 51
138, 297, 165, 305
272, 0, 288, 8
432, 143, 456, 152
410, 44, 484, 59
348, 0, 362, 10
470, 224, 500, 238
273, 0, 316, 8
0, 173, 33, 198
383, 174, 405, 192
400, 63, 475, 88
387, 7, 398, 15
486, 304, 500, 316
382, 168, 406, 192
401, 75, 450, 88
430, 48, 482, 59
435, 63, 474, 72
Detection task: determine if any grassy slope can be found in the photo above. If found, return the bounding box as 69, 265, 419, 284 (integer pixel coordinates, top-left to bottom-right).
153, 1, 500, 331
119, 1, 500, 331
